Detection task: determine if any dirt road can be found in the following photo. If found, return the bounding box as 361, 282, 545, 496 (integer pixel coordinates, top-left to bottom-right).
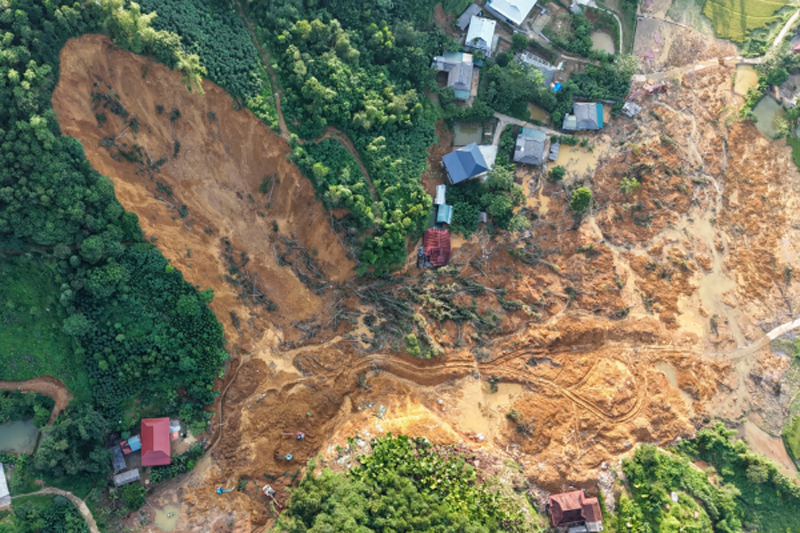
0, 376, 72, 424
12, 487, 99, 533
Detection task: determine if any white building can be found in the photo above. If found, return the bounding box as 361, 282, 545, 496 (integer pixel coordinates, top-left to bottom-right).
484, 0, 538, 27
465, 16, 497, 57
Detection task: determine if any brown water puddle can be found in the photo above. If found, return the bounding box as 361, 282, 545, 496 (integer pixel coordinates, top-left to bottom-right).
452, 378, 523, 439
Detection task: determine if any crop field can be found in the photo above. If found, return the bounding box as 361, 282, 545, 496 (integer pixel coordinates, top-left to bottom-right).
703, 0, 791, 42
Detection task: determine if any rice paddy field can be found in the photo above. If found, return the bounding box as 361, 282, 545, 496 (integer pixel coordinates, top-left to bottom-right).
702, 0, 792, 42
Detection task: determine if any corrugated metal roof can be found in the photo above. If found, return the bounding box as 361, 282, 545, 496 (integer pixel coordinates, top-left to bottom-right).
435, 184, 446, 205
113, 469, 141, 487
447, 61, 473, 92
549, 142, 560, 161
466, 16, 496, 56
423, 228, 451, 267
437, 204, 453, 225
141, 418, 171, 467
562, 114, 578, 130
110, 445, 127, 472
457, 4, 483, 30
485, 0, 538, 26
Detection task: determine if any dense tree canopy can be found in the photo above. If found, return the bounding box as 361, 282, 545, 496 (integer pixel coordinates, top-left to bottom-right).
0, 0, 227, 434
275, 435, 531, 532
249, 0, 451, 272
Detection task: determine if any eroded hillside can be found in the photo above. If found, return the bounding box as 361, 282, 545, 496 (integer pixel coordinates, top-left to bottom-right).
52, 30, 800, 531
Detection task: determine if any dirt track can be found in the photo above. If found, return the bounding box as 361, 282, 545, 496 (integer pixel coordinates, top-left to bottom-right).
0, 376, 72, 424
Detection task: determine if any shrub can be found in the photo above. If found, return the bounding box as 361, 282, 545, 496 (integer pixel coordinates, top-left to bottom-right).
548, 165, 566, 182
570, 187, 592, 213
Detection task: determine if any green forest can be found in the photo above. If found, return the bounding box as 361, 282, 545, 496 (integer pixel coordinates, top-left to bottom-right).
0, 1, 226, 526
274, 435, 540, 532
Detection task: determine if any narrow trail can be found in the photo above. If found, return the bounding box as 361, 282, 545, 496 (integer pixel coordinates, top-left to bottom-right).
12, 487, 99, 533
0, 376, 72, 424
233, 0, 377, 202
774, 9, 800, 49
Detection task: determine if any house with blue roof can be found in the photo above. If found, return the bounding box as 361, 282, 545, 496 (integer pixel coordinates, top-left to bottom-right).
442, 142, 489, 184
562, 102, 604, 131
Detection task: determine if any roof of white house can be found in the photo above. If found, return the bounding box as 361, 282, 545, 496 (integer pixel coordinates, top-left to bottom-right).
0, 463, 10, 509
466, 16, 497, 55
485, 0, 538, 27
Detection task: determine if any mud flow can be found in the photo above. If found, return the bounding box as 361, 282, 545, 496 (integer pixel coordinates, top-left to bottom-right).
52, 30, 800, 530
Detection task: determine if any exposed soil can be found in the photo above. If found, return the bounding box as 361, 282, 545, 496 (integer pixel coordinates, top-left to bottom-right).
49, 20, 800, 532
0, 376, 72, 424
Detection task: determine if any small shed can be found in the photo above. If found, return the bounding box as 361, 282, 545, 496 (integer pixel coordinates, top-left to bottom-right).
622, 101, 642, 117
121, 434, 141, 455
437, 204, 454, 225
435, 184, 447, 205
549, 142, 561, 161
0, 463, 10, 509
457, 3, 483, 31
110, 445, 127, 472
478, 212, 488, 224
113, 469, 141, 488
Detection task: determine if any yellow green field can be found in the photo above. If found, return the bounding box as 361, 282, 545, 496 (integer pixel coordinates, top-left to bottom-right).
703, 0, 791, 42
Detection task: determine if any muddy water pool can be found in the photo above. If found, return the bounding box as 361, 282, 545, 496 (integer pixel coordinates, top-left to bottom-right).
453, 122, 483, 146
591, 31, 615, 54
527, 103, 550, 123
554, 144, 602, 178
154, 505, 181, 532
654, 362, 693, 406
733, 64, 758, 96
0, 419, 38, 453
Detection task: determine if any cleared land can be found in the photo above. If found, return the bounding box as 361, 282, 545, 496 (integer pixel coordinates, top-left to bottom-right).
702, 0, 790, 41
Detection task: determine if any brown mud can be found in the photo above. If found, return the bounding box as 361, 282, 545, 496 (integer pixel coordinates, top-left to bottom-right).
50, 23, 800, 531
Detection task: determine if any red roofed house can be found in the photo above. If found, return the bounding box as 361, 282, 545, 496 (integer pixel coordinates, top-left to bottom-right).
548, 490, 604, 532
422, 228, 451, 267
141, 418, 172, 466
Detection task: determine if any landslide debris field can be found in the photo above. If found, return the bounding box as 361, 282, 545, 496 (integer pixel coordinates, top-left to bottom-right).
53, 30, 800, 531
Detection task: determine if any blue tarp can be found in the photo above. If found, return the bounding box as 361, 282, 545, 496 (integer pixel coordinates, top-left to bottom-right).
442, 143, 489, 184
127, 435, 141, 452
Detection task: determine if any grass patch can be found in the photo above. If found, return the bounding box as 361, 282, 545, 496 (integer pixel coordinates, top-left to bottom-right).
783, 412, 800, 462
703, 0, 790, 42
0, 255, 89, 403
787, 135, 800, 170
43, 473, 96, 500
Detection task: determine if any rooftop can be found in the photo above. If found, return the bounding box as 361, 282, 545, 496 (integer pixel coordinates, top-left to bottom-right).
465, 16, 497, 56
457, 4, 483, 30
141, 417, 171, 467
485, 0, 538, 27
443, 142, 489, 184
513, 127, 547, 165
0, 463, 10, 509
549, 490, 603, 528
423, 228, 451, 267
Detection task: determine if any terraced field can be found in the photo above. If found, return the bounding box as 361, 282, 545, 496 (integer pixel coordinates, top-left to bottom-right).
703, 0, 791, 41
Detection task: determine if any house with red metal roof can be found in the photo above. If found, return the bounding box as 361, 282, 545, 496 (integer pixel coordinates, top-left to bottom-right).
141, 417, 172, 466
420, 228, 451, 268
548, 489, 604, 532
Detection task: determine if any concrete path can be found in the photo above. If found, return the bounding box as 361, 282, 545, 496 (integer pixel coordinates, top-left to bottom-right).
773, 9, 800, 49
12, 487, 99, 533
